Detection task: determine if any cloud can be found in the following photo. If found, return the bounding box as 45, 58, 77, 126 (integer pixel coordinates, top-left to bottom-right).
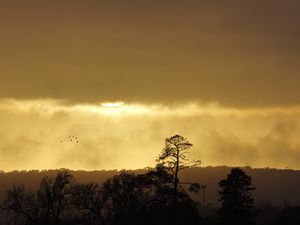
0, 99, 300, 171
0, 0, 299, 106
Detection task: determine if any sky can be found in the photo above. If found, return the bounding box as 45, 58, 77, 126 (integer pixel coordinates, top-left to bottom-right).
0, 0, 300, 171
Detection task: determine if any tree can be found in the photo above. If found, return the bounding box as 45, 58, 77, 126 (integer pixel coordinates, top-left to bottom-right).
71, 182, 105, 225
157, 135, 200, 204
37, 170, 73, 224
218, 168, 255, 225
2, 185, 39, 225
98, 171, 155, 225
189, 183, 207, 206
100, 170, 200, 225
3, 169, 73, 225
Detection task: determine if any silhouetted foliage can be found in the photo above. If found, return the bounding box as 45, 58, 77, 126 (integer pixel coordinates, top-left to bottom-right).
70, 182, 105, 225
274, 205, 300, 225
2, 167, 300, 225
1, 134, 202, 225
101, 171, 151, 225
3, 169, 73, 225
3, 185, 38, 225
218, 168, 255, 225
157, 135, 200, 205
254, 201, 281, 225
189, 183, 203, 194
37, 170, 73, 224
3, 136, 300, 225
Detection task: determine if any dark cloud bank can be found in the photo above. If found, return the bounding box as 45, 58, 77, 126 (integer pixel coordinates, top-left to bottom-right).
0, 0, 299, 107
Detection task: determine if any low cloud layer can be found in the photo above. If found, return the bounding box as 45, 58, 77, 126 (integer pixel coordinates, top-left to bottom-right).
0, 99, 300, 171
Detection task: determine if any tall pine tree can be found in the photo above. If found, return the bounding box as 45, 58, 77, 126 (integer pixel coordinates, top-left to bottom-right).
218, 168, 255, 225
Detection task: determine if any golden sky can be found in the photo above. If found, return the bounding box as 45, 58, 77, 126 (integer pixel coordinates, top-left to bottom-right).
0, 1, 300, 170
1, 99, 300, 171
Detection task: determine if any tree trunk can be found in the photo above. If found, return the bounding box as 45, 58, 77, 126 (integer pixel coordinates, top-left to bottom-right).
173, 147, 179, 206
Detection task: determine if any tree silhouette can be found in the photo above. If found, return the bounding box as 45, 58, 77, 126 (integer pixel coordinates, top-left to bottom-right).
1, 136, 203, 225
101, 171, 152, 225
275, 205, 300, 225
37, 170, 73, 224
2, 169, 73, 225
2, 185, 39, 225
157, 135, 200, 205
189, 183, 207, 206
218, 168, 255, 225
135, 169, 201, 225
71, 182, 105, 225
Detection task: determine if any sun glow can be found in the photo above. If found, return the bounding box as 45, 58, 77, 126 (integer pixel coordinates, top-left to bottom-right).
101, 102, 124, 108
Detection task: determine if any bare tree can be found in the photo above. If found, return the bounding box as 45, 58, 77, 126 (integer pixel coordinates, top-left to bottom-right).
71, 183, 106, 225
37, 170, 73, 224
2, 185, 39, 225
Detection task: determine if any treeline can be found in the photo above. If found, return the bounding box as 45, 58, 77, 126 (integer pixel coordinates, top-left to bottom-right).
1, 135, 299, 225
1, 168, 300, 225
1, 168, 200, 225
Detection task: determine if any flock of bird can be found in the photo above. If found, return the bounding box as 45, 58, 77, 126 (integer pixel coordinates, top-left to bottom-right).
59, 135, 79, 144
39, 129, 80, 144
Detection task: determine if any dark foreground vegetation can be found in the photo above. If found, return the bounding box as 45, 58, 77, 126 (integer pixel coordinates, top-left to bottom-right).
1, 135, 299, 225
